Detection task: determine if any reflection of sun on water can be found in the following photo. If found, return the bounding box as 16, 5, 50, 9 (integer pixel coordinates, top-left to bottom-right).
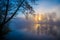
33, 14, 43, 26
26, 13, 59, 36
34, 24, 40, 31
32, 13, 49, 35
32, 13, 43, 34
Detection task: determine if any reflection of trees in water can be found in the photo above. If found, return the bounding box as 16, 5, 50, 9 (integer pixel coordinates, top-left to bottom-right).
31, 23, 60, 36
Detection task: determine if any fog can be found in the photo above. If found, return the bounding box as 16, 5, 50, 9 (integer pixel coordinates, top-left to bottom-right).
5, 17, 59, 40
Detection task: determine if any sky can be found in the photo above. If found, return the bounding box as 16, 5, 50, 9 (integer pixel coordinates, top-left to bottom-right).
17, 0, 60, 18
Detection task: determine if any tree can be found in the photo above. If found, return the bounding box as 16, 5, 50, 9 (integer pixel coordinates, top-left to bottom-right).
0, 0, 38, 40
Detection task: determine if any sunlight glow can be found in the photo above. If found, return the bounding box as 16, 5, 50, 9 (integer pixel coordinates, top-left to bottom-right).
34, 24, 40, 31
33, 13, 43, 23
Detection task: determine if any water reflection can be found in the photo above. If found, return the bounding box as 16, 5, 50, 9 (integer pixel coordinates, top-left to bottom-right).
8, 18, 60, 40
29, 23, 60, 36
10, 17, 60, 37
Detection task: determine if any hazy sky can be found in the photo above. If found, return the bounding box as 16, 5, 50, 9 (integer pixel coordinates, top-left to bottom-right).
33, 0, 60, 16
17, 0, 60, 18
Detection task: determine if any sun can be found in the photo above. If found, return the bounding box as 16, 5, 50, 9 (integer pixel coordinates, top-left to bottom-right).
38, 16, 42, 21
37, 14, 42, 21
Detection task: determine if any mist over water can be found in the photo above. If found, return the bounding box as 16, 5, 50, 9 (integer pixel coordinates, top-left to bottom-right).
5, 17, 60, 40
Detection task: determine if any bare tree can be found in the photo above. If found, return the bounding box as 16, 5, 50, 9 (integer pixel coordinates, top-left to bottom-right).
0, 0, 38, 39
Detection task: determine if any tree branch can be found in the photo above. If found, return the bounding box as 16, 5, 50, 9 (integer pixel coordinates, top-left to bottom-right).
4, 0, 25, 25
3, 0, 9, 23
0, 0, 9, 27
